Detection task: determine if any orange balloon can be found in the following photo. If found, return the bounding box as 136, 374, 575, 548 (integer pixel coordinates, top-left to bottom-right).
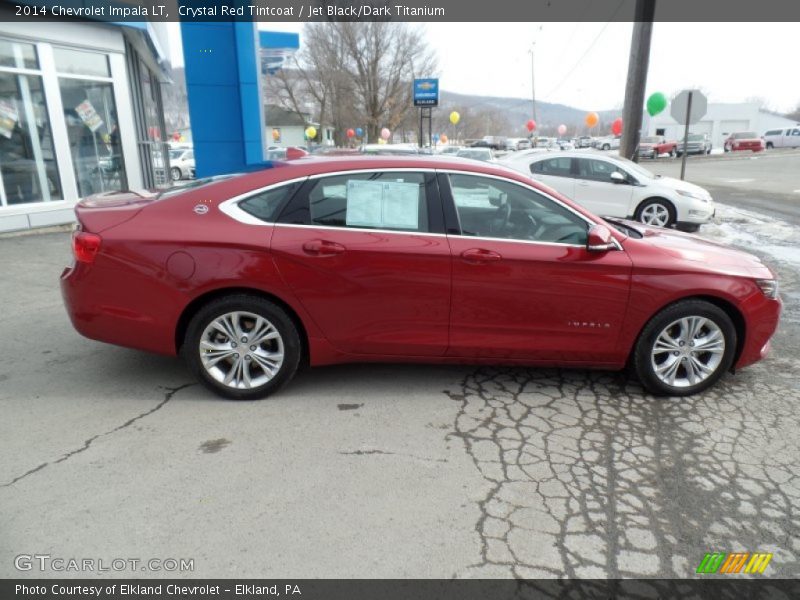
585, 112, 599, 128
440, 134, 448, 144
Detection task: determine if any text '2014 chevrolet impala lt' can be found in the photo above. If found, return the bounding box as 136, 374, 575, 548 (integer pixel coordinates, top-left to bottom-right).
61, 156, 781, 400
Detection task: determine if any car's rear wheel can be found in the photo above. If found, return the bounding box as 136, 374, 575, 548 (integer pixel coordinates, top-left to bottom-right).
634, 300, 736, 396
635, 198, 675, 228
184, 295, 301, 400
766, 142, 773, 150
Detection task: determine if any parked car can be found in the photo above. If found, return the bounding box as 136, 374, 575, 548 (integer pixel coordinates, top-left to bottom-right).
723, 132, 765, 153
576, 136, 594, 148
437, 146, 462, 155
638, 136, 677, 159
266, 146, 310, 160
360, 143, 419, 155
676, 133, 712, 156
500, 150, 715, 231
456, 147, 495, 162
61, 155, 781, 400
474, 136, 507, 150
556, 138, 575, 150
593, 136, 621, 151
169, 148, 195, 181
763, 127, 800, 149
516, 138, 532, 150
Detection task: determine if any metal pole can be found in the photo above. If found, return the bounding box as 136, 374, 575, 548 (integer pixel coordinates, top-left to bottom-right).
680, 91, 693, 181
619, 0, 656, 162
418, 108, 423, 148
530, 43, 537, 125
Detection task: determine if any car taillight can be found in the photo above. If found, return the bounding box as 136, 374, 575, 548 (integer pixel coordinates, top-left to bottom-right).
72, 231, 102, 263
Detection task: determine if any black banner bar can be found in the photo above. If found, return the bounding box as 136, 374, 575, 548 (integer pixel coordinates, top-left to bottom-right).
4, 0, 800, 23
4, 579, 800, 600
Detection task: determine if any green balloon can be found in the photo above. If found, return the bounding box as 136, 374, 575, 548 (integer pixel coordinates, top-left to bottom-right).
646, 92, 667, 116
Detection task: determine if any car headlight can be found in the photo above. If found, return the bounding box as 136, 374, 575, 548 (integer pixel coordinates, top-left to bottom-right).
676, 189, 710, 202
756, 279, 779, 299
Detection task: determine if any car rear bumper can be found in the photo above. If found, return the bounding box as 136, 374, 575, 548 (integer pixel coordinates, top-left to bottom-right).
61, 262, 179, 356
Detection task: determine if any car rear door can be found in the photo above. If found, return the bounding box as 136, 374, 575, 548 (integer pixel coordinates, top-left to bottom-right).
271, 169, 451, 356
529, 156, 576, 199
572, 158, 634, 218
441, 172, 632, 363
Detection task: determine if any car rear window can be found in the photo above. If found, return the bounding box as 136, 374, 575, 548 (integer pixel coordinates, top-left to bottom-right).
238, 182, 301, 223
733, 132, 757, 139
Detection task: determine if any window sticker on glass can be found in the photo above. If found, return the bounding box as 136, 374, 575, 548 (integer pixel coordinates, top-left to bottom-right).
345, 180, 420, 230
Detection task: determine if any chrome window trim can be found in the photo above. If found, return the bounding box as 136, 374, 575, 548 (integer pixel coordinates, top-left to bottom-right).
218, 166, 620, 251
218, 176, 309, 226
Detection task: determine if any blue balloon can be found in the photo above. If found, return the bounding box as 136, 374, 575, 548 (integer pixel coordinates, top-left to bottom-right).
355, 128, 364, 137
433, 134, 440, 142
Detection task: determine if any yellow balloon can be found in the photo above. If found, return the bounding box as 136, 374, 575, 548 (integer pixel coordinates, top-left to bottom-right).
585, 112, 599, 128
305, 126, 317, 139
449, 111, 460, 125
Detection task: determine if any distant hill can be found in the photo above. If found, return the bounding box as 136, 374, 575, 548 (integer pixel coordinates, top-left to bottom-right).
439, 90, 621, 137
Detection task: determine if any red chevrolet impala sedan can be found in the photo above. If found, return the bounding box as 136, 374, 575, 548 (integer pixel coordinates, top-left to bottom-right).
61, 156, 781, 399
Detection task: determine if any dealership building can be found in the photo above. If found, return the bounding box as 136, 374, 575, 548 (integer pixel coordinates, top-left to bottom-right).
0, 13, 172, 233
645, 102, 798, 149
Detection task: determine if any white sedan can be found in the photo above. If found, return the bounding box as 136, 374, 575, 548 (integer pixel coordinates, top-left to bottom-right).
169, 148, 195, 181
499, 151, 714, 230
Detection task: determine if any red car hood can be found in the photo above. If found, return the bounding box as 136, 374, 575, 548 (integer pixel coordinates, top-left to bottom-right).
618, 220, 774, 278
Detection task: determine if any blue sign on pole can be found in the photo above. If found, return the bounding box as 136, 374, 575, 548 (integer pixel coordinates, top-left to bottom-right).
413, 78, 439, 107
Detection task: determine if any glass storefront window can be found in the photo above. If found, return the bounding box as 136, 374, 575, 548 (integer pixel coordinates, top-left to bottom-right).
0, 71, 62, 205
59, 77, 127, 197
0, 40, 38, 70
53, 47, 110, 78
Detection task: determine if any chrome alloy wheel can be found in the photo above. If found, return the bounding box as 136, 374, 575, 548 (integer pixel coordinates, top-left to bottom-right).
650, 316, 725, 388
640, 203, 670, 227
199, 311, 285, 389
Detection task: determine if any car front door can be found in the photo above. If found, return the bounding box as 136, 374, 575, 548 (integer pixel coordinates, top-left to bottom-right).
271, 170, 451, 356
442, 172, 633, 363
572, 157, 634, 218
529, 156, 576, 199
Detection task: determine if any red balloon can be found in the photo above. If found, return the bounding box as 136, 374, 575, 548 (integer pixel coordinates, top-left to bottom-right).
611, 118, 623, 136
526, 119, 536, 132
346, 128, 355, 138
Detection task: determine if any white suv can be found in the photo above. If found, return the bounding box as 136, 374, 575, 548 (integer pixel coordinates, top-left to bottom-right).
763, 127, 800, 149
499, 151, 714, 231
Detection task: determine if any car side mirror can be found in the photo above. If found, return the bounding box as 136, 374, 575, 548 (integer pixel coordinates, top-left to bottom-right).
587, 224, 617, 252
610, 171, 626, 184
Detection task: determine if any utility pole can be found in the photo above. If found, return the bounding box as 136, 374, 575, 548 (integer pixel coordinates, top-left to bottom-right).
530, 42, 537, 125
619, 0, 656, 162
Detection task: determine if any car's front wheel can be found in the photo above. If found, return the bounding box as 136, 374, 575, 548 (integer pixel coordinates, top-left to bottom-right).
183, 295, 302, 400
633, 300, 736, 396
171, 167, 182, 181
635, 198, 675, 228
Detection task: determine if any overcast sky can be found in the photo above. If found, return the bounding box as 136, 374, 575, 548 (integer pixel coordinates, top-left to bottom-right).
167, 22, 799, 113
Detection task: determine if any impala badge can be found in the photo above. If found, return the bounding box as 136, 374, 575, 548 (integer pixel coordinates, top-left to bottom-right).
193, 204, 209, 215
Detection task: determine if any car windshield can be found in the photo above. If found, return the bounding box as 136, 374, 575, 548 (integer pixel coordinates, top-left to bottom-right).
733, 132, 757, 139
641, 136, 660, 143
687, 134, 704, 141
614, 156, 655, 180
169, 150, 184, 159
458, 149, 490, 159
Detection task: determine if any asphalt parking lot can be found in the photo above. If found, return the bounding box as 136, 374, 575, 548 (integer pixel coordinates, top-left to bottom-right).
1, 182, 799, 579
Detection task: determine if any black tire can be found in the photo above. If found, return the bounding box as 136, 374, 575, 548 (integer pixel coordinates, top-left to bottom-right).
633, 300, 736, 396
602, 144, 610, 150
183, 295, 302, 400
634, 198, 676, 228
171, 167, 182, 181
766, 142, 773, 150
675, 223, 701, 233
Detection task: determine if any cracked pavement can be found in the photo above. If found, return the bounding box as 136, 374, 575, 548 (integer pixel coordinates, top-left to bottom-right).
1, 194, 798, 578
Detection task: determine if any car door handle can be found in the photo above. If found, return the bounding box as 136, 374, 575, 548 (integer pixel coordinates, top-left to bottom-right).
577, 181, 590, 186
461, 248, 502, 264
302, 239, 346, 256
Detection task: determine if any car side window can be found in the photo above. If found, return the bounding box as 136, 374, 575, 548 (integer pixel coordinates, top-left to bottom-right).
578, 158, 620, 182
238, 182, 301, 222
531, 157, 572, 177
793, 129, 800, 136
448, 174, 588, 245
307, 172, 430, 233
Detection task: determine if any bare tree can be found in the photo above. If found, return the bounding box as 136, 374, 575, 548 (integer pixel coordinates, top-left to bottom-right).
269, 22, 436, 145
785, 101, 800, 122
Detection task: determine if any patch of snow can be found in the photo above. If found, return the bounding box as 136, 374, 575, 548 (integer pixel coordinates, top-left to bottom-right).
698, 203, 799, 268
